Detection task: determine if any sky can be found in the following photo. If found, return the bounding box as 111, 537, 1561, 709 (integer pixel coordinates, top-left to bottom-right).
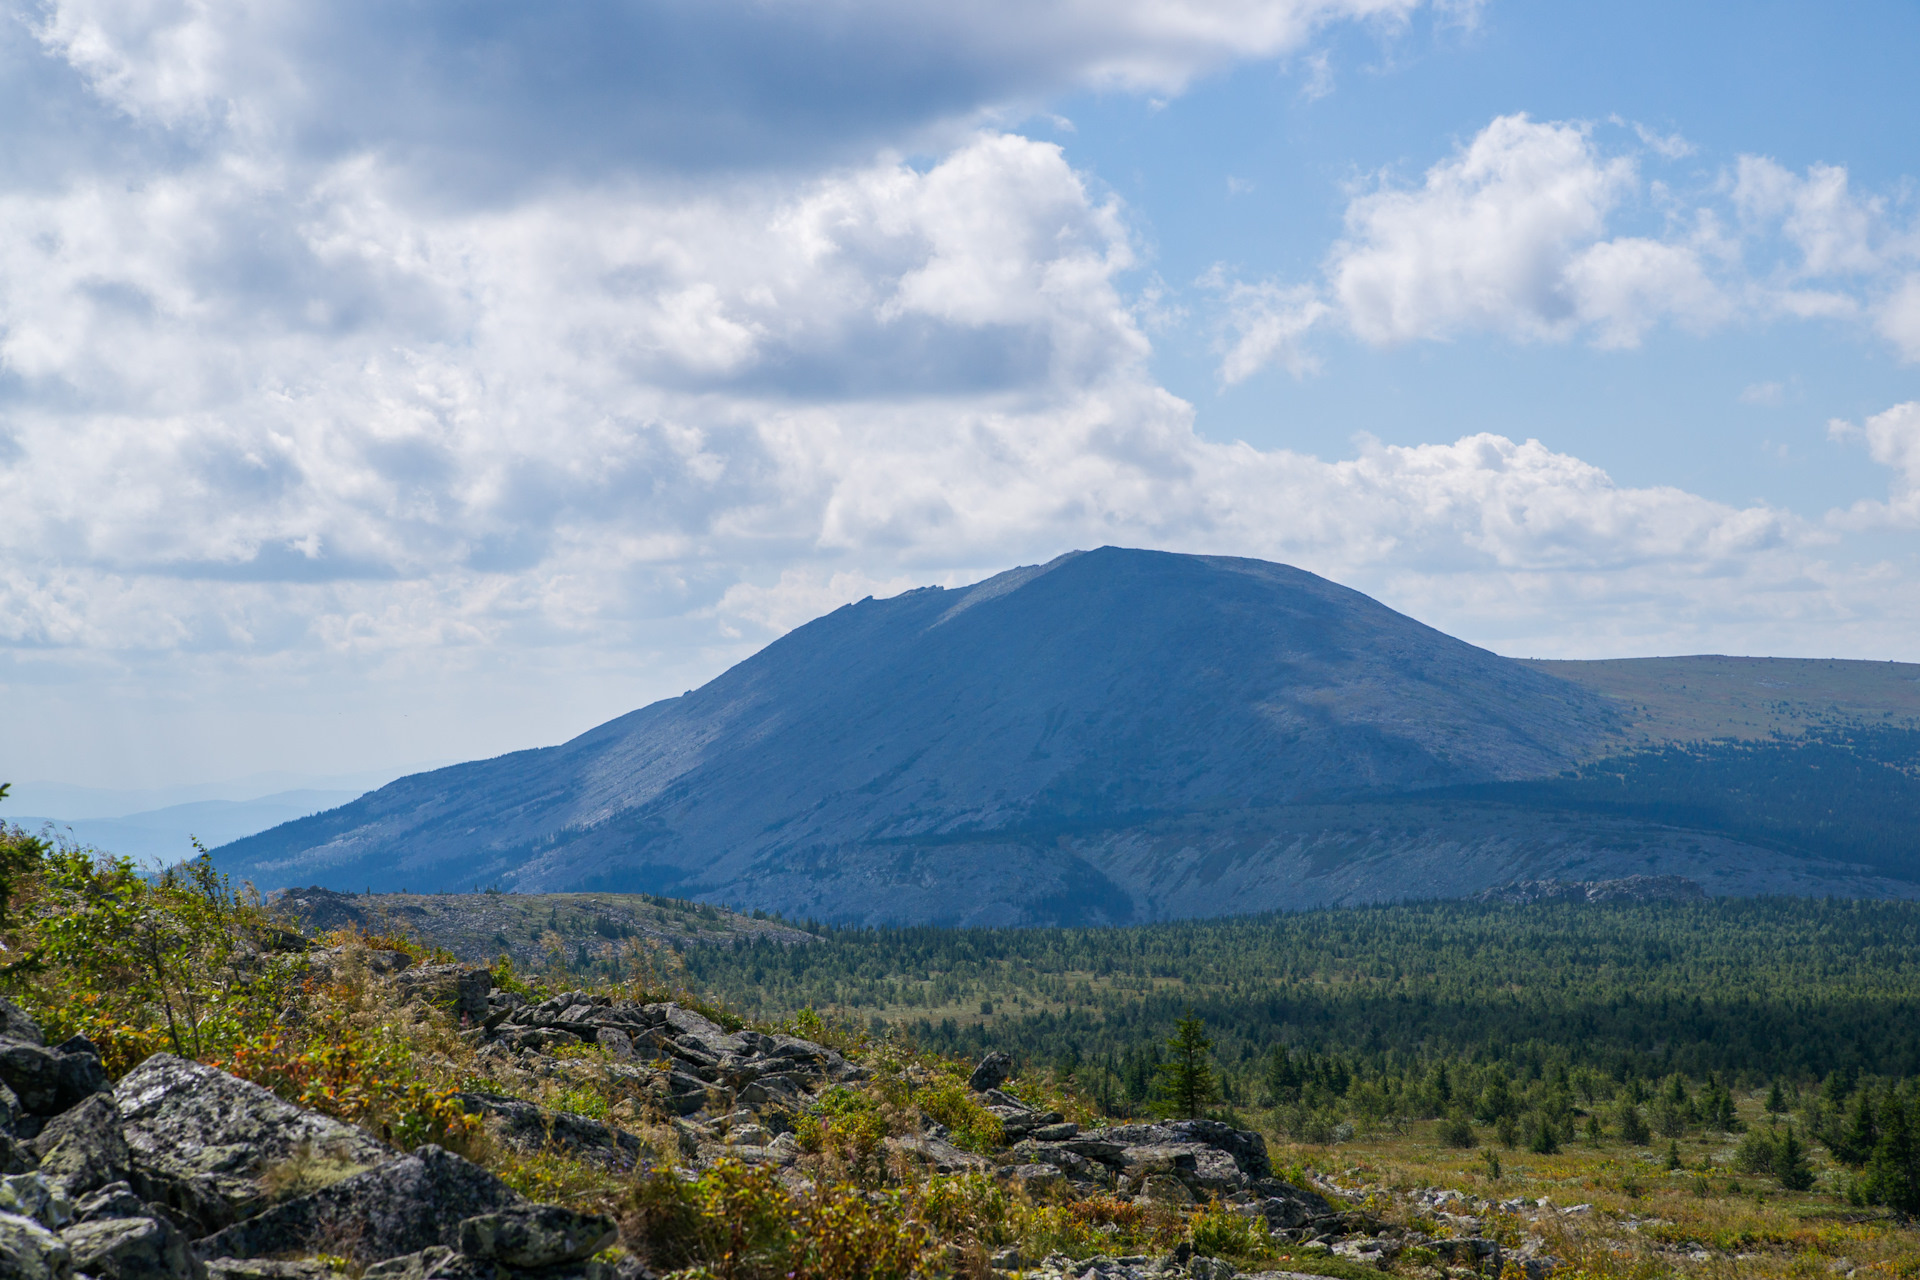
3, 0, 1919, 797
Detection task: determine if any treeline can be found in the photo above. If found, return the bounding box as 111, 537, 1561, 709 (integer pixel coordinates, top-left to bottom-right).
679, 896, 1920, 1085
1425, 726, 1920, 879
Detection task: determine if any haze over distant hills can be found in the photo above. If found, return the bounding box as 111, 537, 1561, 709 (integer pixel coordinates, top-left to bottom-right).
212, 548, 1920, 925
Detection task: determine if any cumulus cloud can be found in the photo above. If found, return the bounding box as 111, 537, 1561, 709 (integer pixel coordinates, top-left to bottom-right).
1212, 115, 1920, 382
29, 0, 1432, 189
1829, 402, 1920, 528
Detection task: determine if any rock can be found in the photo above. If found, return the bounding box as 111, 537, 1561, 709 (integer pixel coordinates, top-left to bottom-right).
1094, 1121, 1270, 1181
886, 1134, 990, 1175
116, 1056, 388, 1235
598, 1027, 635, 1060
969, 1053, 1013, 1093
457, 1204, 616, 1267
194, 1144, 523, 1265
205, 1261, 350, 1280
359, 1246, 474, 1279
0, 1209, 71, 1280
0, 1039, 108, 1116
34, 1093, 131, 1198
74, 1181, 149, 1223
1, 1173, 73, 1228
1006, 1164, 1063, 1191
451, 1094, 644, 1172
391, 966, 492, 1026
61, 1214, 204, 1280
0, 999, 43, 1046
1247, 1180, 1333, 1230
1138, 1174, 1195, 1205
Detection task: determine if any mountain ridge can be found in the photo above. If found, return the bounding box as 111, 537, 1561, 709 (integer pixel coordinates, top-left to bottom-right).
212, 548, 1920, 924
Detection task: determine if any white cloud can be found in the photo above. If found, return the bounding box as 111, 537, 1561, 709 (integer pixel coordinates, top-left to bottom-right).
28, 0, 1434, 186
1829, 402, 1920, 528
1877, 274, 1920, 361
1209, 276, 1330, 382
1329, 114, 1724, 347
1214, 116, 1920, 383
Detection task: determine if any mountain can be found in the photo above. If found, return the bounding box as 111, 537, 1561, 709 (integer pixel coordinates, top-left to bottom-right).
10, 790, 365, 865
212, 548, 1920, 925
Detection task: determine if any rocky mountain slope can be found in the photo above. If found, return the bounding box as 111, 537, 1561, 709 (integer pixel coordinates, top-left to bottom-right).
211, 548, 1920, 925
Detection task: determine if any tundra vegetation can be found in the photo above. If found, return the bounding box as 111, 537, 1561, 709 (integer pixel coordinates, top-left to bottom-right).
6, 805, 1920, 1278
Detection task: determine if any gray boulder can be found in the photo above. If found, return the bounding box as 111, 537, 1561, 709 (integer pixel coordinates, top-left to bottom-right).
74, 1181, 150, 1223
194, 1144, 523, 1266
968, 1052, 1012, 1093
391, 965, 491, 1026
0, 1172, 73, 1228
0, 1039, 108, 1116
204, 1262, 349, 1280
451, 1094, 643, 1172
61, 1214, 204, 1280
115, 1056, 388, 1235
457, 1205, 616, 1268
0, 1209, 70, 1280
0, 998, 44, 1046
34, 1093, 131, 1198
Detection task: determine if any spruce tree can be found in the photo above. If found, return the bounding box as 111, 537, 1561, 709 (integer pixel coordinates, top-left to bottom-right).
1153, 1012, 1220, 1120
1776, 1125, 1814, 1192
1766, 1080, 1789, 1115
1837, 1088, 1881, 1167
1867, 1096, 1920, 1214
1618, 1099, 1652, 1146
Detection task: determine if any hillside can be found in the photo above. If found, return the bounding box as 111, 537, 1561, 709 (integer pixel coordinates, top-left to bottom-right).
213, 548, 1920, 925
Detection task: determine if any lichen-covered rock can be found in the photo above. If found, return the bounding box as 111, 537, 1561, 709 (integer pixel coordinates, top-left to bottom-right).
115, 1056, 388, 1234
193, 1144, 523, 1266
74, 1181, 150, 1223
451, 1094, 644, 1172
0, 1172, 73, 1229
0, 1209, 71, 1280
61, 1214, 204, 1280
34, 1093, 131, 1198
0, 998, 44, 1047
391, 965, 491, 1025
204, 1260, 350, 1280
0, 1038, 108, 1116
968, 1052, 1012, 1093
457, 1204, 616, 1267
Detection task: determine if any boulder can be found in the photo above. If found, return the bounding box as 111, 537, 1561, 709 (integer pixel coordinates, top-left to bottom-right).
457, 1204, 616, 1268
205, 1261, 350, 1280
0, 1209, 70, 1280
1246, 1179, 1332, 1231
61, 1214, 204, 1280
450, 1094, 644, 1171
34, 1093, 131, 1198
968, 1053, 1012, 1093
0, 1172, 73, 1229
74, 1181, 150, 1223
115, 1056, 388, 1235
0, 1039, 108, 1116
1093, 1121, 1270, 1181
193, 1144, 523, 1266
391, 966, 491, 1026
0, 999, 42, 1046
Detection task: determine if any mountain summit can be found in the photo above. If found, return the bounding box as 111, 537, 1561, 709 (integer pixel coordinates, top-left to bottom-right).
216, 549, 1646, 922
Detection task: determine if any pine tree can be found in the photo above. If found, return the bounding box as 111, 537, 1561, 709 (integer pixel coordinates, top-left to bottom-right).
1766, 1080, 1789, 1115
1264, 1045, 1302, 1105
1153, 1012, 1219, 1120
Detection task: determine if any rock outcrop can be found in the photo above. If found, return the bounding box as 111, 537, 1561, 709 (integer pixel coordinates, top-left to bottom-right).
0, 998, 633, 1280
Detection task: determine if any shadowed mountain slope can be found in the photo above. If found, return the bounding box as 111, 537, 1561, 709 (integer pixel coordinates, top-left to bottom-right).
215, 549, 1648, 922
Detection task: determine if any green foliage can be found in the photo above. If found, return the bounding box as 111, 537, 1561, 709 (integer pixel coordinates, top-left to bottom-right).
0, 837, 294, 1074
1189, 1199, 1274, 1261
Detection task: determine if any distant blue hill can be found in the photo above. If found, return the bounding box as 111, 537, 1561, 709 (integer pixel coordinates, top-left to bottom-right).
209, 548, 1920, 924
